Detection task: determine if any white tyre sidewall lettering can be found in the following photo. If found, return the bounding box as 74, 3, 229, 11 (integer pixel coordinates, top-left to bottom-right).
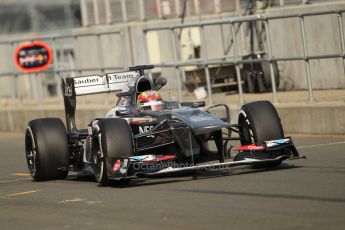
26, 126, 37, 177
239, 110, 254, 143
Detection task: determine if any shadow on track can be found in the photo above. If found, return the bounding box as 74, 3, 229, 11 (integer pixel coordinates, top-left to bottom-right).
173, 187, 345, 204
65, 163, 300, 188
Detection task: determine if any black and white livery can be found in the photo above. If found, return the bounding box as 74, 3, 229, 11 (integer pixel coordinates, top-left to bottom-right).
25, 65, 303, 186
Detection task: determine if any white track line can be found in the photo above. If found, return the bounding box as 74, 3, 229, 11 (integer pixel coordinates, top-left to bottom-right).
297, 141, 345, 149
0, 190, 40, 199
0, 178, 31, 183
6, 190, 40, 197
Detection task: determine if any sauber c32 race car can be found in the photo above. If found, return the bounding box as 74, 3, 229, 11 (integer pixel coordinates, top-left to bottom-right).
25, 65, 303, 186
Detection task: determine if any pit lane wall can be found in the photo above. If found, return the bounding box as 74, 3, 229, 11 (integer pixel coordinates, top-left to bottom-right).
1, 104, 344, 135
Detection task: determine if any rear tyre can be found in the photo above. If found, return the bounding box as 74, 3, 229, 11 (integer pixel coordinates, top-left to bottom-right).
242, 60, 279, 93
261, 60, 280, 90
25, 118, 69, 181
236, 101, 284, 167
93, 118, 134, 186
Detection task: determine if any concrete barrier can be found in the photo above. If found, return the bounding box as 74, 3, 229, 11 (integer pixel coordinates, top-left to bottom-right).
1, 103, 344, 135
277, 105, 345, 135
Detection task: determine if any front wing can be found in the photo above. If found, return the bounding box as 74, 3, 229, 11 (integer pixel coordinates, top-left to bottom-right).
111, 155, 302, 179
107, 136, 305, 179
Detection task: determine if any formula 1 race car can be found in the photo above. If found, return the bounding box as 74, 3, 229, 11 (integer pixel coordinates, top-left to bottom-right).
25, 65, 303, 186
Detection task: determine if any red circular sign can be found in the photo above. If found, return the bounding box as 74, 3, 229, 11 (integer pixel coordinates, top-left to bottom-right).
14, 41, 53, 72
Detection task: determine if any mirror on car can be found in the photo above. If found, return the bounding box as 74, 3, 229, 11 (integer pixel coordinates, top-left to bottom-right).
116, 91, 134, 97
154, 77, 167, 91
180, 101, 205, 108
192, 101, 205, 108
164, 101, 180, 110
207, 104, 230, 123
115, 109, 130, 116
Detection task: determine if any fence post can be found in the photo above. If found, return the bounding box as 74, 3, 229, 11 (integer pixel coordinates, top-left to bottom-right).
235, 0, 241, 11
96, 33, 105, 74
156, 0, 163, 18
119, 30, 126, 69
263, 19, 278, 103
174, 0, 181, 17
93, 0, 100, 25
51, 37, 62, 104
73, 35, 81, 74
200, 25, 213, 105
121, 0, 128, 22
139, 0, 146, 21
104, 0, 112, 24
80, 0, 89, 26
142, 30, 150, 66
194, 0, 201, 15
10, 42, 18, 101
299, 15, 314, 102
230, 23, 245, 105
337, 12, 345, 76
214, 0, 221, 14
96, 33, 109, 105
35, 72, 43, 107
123, 28, 133, 68
171, 28, 183, 102
73, 34, 86, 105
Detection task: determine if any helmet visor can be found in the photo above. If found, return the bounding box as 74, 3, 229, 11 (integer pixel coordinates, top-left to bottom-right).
140, 101, 163, 111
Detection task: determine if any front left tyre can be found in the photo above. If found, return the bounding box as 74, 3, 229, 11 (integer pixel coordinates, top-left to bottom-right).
25, 118, 69, 181
92, 118, 134, 186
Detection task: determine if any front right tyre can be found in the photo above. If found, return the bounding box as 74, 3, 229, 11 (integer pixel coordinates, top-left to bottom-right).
235, 100, 285, 167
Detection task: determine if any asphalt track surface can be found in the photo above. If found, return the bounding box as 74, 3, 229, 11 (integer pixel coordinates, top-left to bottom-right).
0, 134, 345, 230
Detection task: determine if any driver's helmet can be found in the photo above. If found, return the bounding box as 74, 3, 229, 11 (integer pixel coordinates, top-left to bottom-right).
137, 90, 163, 111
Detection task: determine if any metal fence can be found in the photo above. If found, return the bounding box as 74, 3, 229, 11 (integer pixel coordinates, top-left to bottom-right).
80, 0, 343, 26
143, 9, 345, 105
0, 7, 344, 106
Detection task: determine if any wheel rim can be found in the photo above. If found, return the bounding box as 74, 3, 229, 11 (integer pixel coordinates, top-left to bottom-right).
25, 129, 36, 177
239, 113, 254, 145
93, 152, 105, 182
244, 125, 254, 144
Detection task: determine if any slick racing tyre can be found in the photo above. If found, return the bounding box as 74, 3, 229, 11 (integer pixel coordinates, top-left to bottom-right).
93, 118, 134, 186
235, 101, 284, 167
238, 100, 284, 145
25, 118, 69, 181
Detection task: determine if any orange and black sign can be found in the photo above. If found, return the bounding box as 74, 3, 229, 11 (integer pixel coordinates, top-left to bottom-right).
14, 41, 53, 72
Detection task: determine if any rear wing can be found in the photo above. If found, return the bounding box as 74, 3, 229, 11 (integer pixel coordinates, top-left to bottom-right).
61, 65, 155, 132
62, 71, 139, 133
63, 71, 140, 97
